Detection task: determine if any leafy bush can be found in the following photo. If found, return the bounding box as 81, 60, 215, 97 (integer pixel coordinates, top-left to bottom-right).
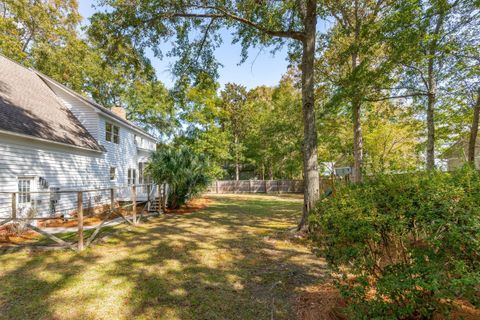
147, 147, 211, 209
310, 167, 480, 319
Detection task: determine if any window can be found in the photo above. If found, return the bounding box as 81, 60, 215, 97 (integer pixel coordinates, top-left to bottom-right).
105, 122, 120, 144
128, 169, 136, 185
138, 162, 151, 185
113, 126, 119, 143
105, 123, 112, 142
110, 167, 116, 181
18, 178, 32, 204
134, 135, 143, 147
138, 163, 144, 184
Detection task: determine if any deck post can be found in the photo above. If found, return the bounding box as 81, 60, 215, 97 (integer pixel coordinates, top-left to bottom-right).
131, 185, 137, 224
11, 192, 16, 220
77, 191, 84, 251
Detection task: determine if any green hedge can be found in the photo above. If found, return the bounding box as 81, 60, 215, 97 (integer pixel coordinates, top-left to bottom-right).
310, 167, 480, 319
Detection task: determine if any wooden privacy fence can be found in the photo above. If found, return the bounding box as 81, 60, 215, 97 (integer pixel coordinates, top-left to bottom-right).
0, 184, 164, 252
207, 178, 337, 194
207, 180, 304, 194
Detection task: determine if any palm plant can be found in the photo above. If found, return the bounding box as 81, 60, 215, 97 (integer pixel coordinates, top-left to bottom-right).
147, 147, 211, 209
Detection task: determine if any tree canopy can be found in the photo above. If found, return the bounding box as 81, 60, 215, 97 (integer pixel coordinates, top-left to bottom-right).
1, 0, 479, 228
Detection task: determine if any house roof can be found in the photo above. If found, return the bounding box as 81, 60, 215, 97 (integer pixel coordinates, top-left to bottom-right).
441, 136, 480, 159
35, 72, 158, 141
0, 55, 103, 151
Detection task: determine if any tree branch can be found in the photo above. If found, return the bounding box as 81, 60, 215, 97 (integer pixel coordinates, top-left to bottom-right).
201, 5, 305, 41
194, 18, 216, 65
147, 5, 305, 42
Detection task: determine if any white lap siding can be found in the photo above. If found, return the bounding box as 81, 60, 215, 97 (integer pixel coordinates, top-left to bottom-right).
41, 79, 100, 140
0, 98, 157, 220
98, 116, 138, 192
0, 134, 109, 219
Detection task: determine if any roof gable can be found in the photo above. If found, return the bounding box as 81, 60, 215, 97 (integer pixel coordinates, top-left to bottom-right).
0, 55, 103, 152
36, 73, 158, 142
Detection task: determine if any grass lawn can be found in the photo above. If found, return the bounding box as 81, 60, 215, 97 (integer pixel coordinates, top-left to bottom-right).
0, 194, 330, 320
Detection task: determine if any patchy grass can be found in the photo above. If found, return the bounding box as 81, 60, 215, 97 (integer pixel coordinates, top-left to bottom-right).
0, 194, 330, 320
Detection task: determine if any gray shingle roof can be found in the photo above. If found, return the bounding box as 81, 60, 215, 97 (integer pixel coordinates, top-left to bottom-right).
0, 55, 103, 151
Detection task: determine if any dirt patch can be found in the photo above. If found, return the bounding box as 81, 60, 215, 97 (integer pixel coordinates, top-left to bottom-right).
165, 197, 213, 214
295, 284, 346, 320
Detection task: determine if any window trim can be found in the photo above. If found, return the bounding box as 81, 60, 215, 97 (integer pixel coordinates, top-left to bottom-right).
17, 177, 33, 204
138, 162, 151, 185
105, 122, 120, 144
138, 163, 144, 185
105, 122, 112, 142
109, 167, 116, 181
113, 126, 119, 144
127, 168, 137, 185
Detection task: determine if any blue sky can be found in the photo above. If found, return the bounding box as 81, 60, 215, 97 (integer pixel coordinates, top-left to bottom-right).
78, 0, 291, 89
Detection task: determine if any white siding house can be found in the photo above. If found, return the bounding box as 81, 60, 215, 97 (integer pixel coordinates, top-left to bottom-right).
0, 54, 158, 219
441, 138, 480, 171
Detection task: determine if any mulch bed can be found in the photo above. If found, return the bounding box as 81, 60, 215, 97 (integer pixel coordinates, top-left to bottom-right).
295, 284, 347, 320
164, 197, 213, 215
0, 225, 41, 244
0, 204, 146, 245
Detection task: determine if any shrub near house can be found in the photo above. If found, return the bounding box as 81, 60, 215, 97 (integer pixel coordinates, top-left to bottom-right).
147, 147, 211, 209
310, 167, 480, 319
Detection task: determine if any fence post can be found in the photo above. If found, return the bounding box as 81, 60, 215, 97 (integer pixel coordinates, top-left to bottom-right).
216, 180, 219, 194
11, 192, 16, 220
249, 180, 252, 193
131, 185, 137, 224
77, 191, 84, 252
265, 180, 268, 193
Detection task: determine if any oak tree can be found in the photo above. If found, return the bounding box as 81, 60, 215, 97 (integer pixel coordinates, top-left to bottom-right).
94, 0, 324, 229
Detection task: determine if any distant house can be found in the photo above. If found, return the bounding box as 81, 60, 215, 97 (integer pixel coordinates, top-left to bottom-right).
0, 54, 158, 218
441, 137, 480, 171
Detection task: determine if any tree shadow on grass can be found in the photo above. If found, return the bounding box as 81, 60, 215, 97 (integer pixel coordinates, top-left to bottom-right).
0, 251, 104, 320
0, 195, 329, 320
97, 196, 328, 319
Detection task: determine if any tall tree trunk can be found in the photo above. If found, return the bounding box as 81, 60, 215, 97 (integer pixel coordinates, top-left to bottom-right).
425, 11, 445, 171
351, 0, 363, 183
468, 88, 480, 165
298, 0, 320, 231
352, 97, 363, 182
426, 83, 436, 170
234, 134, 240, 180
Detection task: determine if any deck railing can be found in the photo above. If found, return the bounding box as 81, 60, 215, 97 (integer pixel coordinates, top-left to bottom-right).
0, 184, 164, 252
